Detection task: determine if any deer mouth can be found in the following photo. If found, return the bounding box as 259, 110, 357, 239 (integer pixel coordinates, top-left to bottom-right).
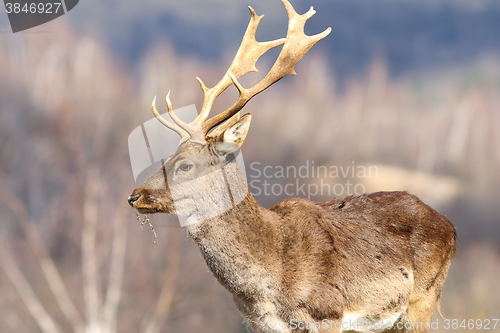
130, 201, 171, 215
128, 195, 158, 214
135, 206, 161, 214
127, 191, 175, 214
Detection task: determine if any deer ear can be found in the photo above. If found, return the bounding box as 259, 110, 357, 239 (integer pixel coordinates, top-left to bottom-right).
215, 114, 252, 154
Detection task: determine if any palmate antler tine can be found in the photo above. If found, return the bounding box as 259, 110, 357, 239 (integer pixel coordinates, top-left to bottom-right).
151, 96, 190, 140
193, 6, 286, 127
201, 0, 331, 134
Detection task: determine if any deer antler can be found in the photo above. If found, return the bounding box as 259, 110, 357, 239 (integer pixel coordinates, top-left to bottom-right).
152, 0, 331, 143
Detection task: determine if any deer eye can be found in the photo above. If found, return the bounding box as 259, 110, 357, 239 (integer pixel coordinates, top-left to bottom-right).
179, 163, 193, 172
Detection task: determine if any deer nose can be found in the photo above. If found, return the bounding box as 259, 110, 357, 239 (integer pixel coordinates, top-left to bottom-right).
128, 194, 141, 206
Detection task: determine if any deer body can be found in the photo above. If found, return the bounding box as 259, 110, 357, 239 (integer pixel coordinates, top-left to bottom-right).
128, 1, 456, 331
184, 173, 455, 333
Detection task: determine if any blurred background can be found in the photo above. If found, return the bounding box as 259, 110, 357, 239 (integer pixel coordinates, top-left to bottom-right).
0, 0, 499, 332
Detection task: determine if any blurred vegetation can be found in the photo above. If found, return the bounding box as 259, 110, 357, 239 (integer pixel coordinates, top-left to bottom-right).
65, 0, 500, 82
0, 0, 500, 332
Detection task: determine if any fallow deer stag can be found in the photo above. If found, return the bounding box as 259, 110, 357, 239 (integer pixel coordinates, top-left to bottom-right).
128, 0, 456, 332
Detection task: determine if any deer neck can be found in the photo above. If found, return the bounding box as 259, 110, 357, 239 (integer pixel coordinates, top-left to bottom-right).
185, 191, 275, 241
184, 161, 282, 294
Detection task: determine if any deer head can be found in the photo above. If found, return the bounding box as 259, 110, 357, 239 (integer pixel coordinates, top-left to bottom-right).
128, 0, 331, 221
